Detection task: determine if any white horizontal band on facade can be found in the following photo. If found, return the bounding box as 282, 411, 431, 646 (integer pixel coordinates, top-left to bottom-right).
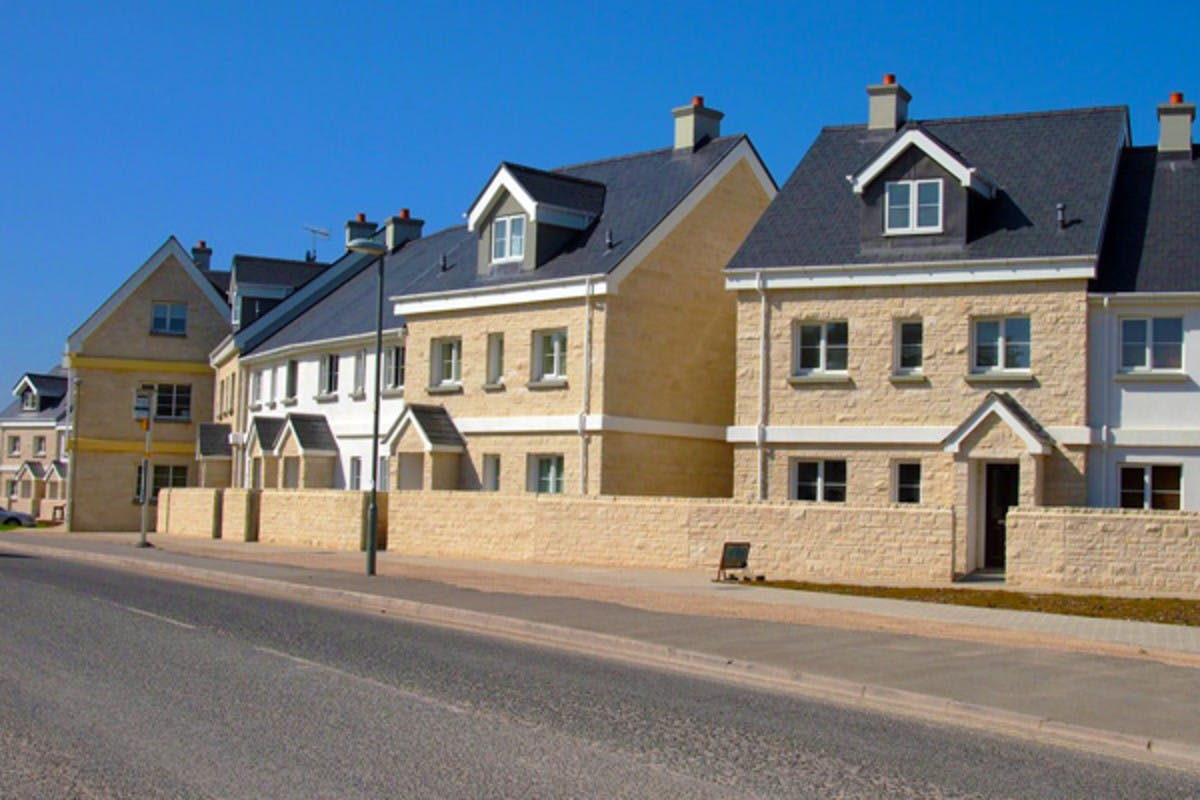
241, 329, 404, 365
391, 277, 610, 317
1110, 429, 1200, 448
452, 414, 726, 441
727, 425, 953, 445
725, 261, 1096, 292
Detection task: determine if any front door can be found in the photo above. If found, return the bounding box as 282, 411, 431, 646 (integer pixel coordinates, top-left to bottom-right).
984, 463, 1019, 569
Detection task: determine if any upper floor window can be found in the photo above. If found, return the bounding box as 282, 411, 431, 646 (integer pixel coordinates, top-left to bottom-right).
154, 384, 192, 421
492, 215, 526, 263
793, 321, 848, 375
792, 459, 847, 503
383, 345, 405, 390
894, 319, 923, 374
431, 338, 462, 387
7, 436, 19, 456
885, 179, 942, 234
319, 354, 340, 396
21, 390, 37, 411
486, 333, 505, 386
1119, 464, 1181, 510
533, 330, 567, 382
250, 371, 263, 405
285, 360, 299, 400
353, 350, 368, 395
1121, 317, 1183, 372
151, 302, 187, 335
33, 436, 46, 456
973, 316, 1030, 372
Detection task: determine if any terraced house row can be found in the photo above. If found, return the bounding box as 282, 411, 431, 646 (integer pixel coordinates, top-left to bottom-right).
10, 78, 1198, 584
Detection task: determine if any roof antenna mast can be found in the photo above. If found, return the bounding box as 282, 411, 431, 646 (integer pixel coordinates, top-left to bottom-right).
302, 225, 330, 262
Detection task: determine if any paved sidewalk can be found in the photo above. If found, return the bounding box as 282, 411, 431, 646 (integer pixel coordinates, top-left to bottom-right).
3, 530, 1199, 769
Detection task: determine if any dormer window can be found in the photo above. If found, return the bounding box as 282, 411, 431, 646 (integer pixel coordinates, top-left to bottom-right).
491, 215, 526, 263
885, 179, 942, 234
21, 390, 37, 411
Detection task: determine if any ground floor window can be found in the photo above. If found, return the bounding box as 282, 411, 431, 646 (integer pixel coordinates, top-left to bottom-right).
135, 464, 188, 503
791, 459, 846, 502
482, 454, 500, 491
1119, 464, 1181, 510
530, 455, 564, 494
348, 457, 362, 490
895, 462, 921, 504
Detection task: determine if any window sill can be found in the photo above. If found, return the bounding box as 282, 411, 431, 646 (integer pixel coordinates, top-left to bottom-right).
149, 330, 187, 338
527, 378, 568, 390
313, 393, 338, 404
153, 417, 191, 424
427, 384, 463, 395
1114, 370, 1189, 383
882, 227, 943, 237
381, 387, 405, 399
964, 371, 1034, 385
249, 402, 263, 412
889, 372, 928, 385
280, 397, 298, 407
348, 390, 367, 401
788, 373, 852, 386
483, 381, 506, 392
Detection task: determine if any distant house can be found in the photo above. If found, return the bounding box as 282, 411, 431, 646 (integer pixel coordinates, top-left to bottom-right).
209, 98, 776, 497
724, 76, 1199, 575
0, 369, 69, 520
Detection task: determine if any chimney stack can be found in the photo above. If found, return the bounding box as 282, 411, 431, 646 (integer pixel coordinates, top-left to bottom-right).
673, 95, 723, 151
386, 208, 424, 251
1157, 91, 1195, 158
191, 240, 212, 271
867, 73, 911, 131
344, 212, 377, 248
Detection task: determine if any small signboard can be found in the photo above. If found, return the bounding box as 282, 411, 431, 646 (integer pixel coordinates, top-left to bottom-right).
717, 541, 751, 581
133, 389, 154, 421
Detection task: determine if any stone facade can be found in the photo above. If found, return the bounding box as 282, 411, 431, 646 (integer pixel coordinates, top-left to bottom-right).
156, 487, 221, 538
256, 489, 387, 551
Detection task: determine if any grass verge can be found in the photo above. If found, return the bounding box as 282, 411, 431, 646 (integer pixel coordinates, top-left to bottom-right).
757, 580, 1200, 627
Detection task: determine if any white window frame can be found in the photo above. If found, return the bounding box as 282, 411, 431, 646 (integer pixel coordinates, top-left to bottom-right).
21, 390, 37, 411
1119, 464, 1182, 510
319, 353, 340, 396
353, 349, 368, 395
285, 360, 299, 400
151, 302, 188, 335
893, 319, 924, 375
486, 333, 505, 386
533, 329, 568, 382
250, 371, 263, 405
136, 463, 188, 503
383, 345, 405, 390
33, 436, 46, 457
482, 454, 501, 491
1119, 316, 1184, 373
431, 338, 462, 387
884, 179, 943, 235
792, 321, 849, 376
972, 316, 1031, 373
348, 456, 362, 491
153, 384, 192, 421
529, 454, 565, 494
894, 462, 921, 504
491, 214, 526, 263
7, 436, 19, 456
790, 459, 847, 503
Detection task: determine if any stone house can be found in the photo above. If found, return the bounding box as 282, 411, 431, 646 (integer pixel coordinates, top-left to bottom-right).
724, 76, 1199, 576
209, 98, 776, 496
0, 369, 69, 520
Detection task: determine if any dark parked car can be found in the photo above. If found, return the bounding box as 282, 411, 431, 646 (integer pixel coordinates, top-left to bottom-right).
0, 507, 36, 527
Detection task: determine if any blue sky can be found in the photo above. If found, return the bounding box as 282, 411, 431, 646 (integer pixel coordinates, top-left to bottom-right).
1, 1, 1197, 387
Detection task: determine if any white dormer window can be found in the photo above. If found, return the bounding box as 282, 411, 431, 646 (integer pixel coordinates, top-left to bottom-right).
885, 179, 942, 234
492, 215, 526, 263
21, 390, 37, 411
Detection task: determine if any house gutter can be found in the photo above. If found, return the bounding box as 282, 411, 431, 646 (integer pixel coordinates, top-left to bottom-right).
1101, 295, 1112, 505
756, 270, 768, 500
580, 277, 596, 494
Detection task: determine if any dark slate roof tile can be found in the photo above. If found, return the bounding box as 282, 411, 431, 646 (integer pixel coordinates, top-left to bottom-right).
205, 270, 231, 295
407, 404, 465, 448
286, 413, 337, 452
197, 423, 232, 458
502, 162, 607, 214
249, 416, 285, 450
18, 461, 46, 479
729, 107, 1129, 270
233, 256, 329, 288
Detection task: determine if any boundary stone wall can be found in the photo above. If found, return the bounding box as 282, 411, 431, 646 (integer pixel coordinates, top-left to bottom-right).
221, 489, 259, 542
258, 490, 387, 551
157, 488, 221, 539
386, 492, 955, 583
1008, 506, 1200, 596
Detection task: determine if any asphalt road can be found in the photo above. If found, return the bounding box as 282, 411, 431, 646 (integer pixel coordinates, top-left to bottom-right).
2, 553, 1197, 799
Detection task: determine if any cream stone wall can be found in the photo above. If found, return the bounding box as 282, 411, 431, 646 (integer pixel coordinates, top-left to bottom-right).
198, 459, 232, 488
156, 487, 221, 538
257, 489, 386, 550
604, 159, 769, 426
599, 432, 732, 498
70, 451, 193, 532
386, 492, 955, 582
757, 446, 956, 507
221, 488, 259, 542
425, 433, 599, 495
735, 280, 1090, 428
1008, 506, 1200, 596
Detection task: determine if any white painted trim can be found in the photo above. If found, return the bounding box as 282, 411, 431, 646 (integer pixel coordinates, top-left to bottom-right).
848, 128, 997, 198
450, 414, 725, 441
1088, 292, 1200, 306
1044, 426, 1095, 446
382, 406, 466, 454
726, 425, 952, 445
607, 140, 776, 293
601, 415, 726, 440
1110, 429, 1200, 447
392, 277, 609, 316
67, 237, 228, 353
466, 166, 596, 233
242, 328, 404, 365
0, 419, 65, 429
726, 259, 1095, 292
943, 397, 1049, 455
209, 334, 239, 368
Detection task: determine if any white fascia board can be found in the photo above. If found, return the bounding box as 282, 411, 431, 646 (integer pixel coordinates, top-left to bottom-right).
449, 414, 725, 441
1110, 429, 1200, 447
68, 237, 227, 354
11, 376, 37, 397
848, 129, 997, 198
1087, 291, 1200, 307
727, 425, 952, 444
599, 415, 726, 441
391, 276, 608, 317
943, 398, 1049, 455
726, 257, 1095, 292
209, 334, 239, 368
466, 166, 538, 232
0, 419, 61, 429
242, 328, 405, 365
235, 283, 295, 299
537, 204, 595, 231
606, 139, 777, 294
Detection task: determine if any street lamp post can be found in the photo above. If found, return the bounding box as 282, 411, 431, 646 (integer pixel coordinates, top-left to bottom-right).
347, 236, 388, 576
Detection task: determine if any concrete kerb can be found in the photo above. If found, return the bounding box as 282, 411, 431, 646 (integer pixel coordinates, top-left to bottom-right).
6, 539, 1199, 774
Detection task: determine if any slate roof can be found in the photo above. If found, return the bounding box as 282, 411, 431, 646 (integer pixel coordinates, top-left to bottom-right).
197, 423, 232, 458
498, 162, 607, 215
1, 368, 69, 422
19, 372, 68, 398
233, 256, 329, 288
728, 107, 1129, 270
48, 460, 67, 479
1094, 145, 1200, 292
248, 416, 285, 450
205, 270, 231, 295
16, 461, 46, 480
406, 405, 465, 449
284, 413, 337, 453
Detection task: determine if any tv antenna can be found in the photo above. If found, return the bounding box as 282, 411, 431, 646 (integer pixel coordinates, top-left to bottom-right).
302, 225, 330, 261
